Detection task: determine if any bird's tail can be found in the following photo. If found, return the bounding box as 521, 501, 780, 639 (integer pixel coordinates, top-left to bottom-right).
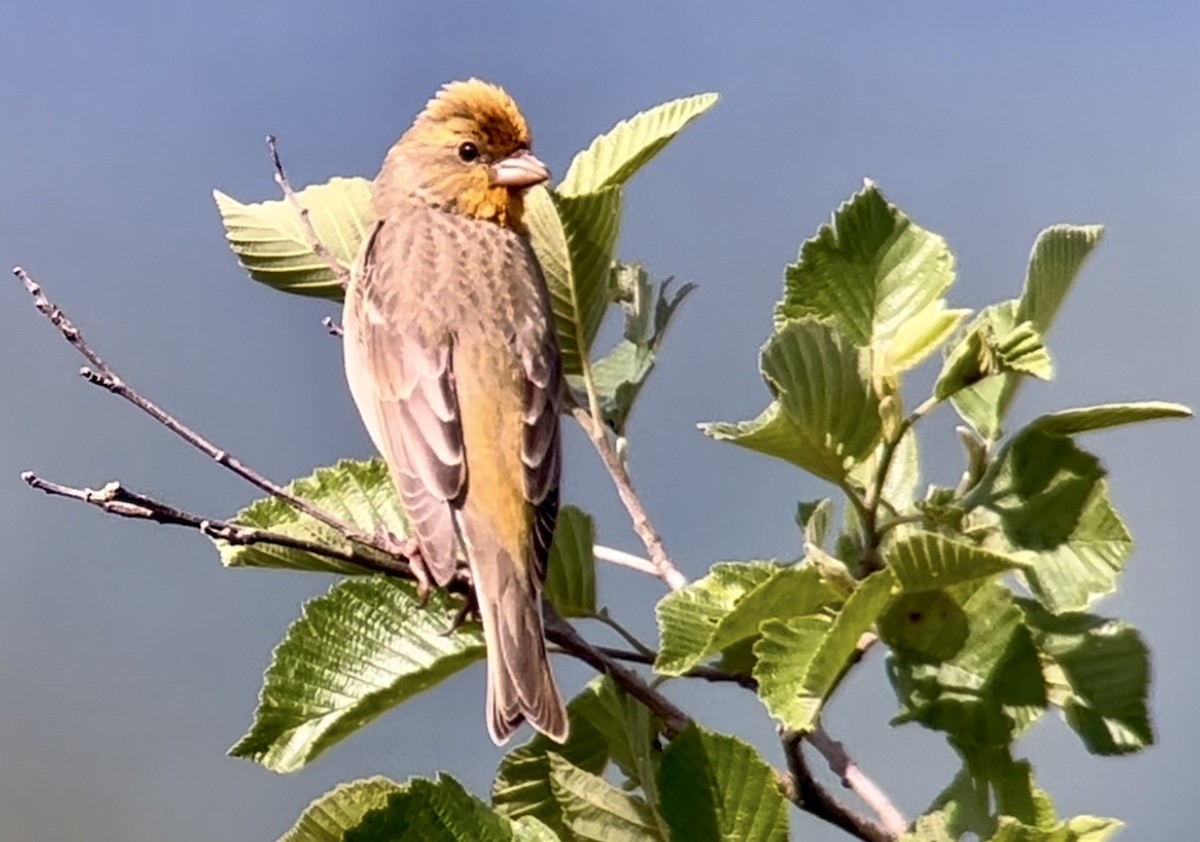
464, 536, 569, 745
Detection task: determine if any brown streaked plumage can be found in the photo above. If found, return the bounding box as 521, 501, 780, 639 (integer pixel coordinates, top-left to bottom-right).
342, 79, 568, 744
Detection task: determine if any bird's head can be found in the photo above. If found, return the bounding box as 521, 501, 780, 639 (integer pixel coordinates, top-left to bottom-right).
378, 78, 550, 230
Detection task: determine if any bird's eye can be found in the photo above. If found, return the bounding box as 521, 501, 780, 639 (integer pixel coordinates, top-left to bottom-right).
457, 142, 480, 163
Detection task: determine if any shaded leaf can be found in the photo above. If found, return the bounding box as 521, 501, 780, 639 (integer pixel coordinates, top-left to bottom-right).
937, 312, 1051, 401
558, 93, 719, 196
657, 725, 789, 842
230, 578, 484, 773
526, 186, 621, 376
888, 583, 1047, 746
965, 429, 1131, 613
213, 176, 372, 300
549, 755, 662, 842
1020, 602, 1153, 755
493, 681, 612, 836
544, 506, 597, 618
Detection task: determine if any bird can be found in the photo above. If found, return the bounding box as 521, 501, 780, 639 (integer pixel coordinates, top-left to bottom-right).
342, 78, 569, 745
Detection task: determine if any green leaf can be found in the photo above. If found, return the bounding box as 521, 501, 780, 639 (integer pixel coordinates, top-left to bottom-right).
701, 320, 882, 482
213, 176, 372, 300
848, 425, 920, 512
1031, 401, 1192, 436
753, 571, 894, 731
583, 678, 665, 801
1019, 225, 1106, 334
887, 299, 972, 373
657, 725, 789, 842
580, 267, 696, 434
654, 562, 841, 677
493, 681, 612, 836
990, 815, 1123, 842
217, 458, 408, 576
526, 185, 621, 376
951, 225, 1105, 439
797, 498, 833, 550
888, 582, 1047, 746
549, 755, 662, 842
278, 777, 404, 842
775, 180, 956, 352
544, 506, 597, 618
558, 93, 719, 196
230, 578, 484, 773
936, 311, 1052, 401
966, 429, 1132, 613
879, 590, 970, 661
886, 531, 1022, 592
345, 775, 516, 842
1020, 602, 1153, 755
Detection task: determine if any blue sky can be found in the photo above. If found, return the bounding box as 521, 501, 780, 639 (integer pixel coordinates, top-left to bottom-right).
1, 2, 1197, 839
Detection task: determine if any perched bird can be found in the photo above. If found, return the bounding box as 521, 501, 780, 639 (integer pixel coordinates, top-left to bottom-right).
342, 79, 569, 744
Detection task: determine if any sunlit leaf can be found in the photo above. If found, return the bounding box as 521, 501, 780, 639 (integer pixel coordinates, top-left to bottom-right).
213, 176, 372, 299
558, 93, 719, 196
230, 578, 484, 773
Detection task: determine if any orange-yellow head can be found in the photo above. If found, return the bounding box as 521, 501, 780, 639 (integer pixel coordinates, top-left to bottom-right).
377, 78, 549, 229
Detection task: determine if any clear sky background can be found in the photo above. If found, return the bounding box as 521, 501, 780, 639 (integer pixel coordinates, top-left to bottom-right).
1, 2, 1197, 840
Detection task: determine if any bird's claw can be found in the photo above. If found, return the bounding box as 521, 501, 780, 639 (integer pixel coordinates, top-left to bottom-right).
441, 585, 481, 636
375, 528, 433, 604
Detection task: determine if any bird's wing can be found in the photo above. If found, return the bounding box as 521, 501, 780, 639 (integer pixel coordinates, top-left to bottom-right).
344, 220, 465, 585
518, 266, 564, 583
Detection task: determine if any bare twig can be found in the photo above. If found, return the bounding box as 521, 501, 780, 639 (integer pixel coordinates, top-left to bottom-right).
322, 316, 344, 337
587, 645, 756, 689
543, 605, 690, 736
11, 267, 397, 556
592, 607, 657, 659
571, 406, 688, 591
265, 134, 351, 288
592, 543, 659, 578
782, 730, 895, 842
808, 726, 908, 836
21, 472, 423, 581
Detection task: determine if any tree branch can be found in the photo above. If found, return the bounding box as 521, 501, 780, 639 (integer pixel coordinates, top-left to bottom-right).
20, 472, 425, 582
265, 134, 351, 288
571, 406, 688, 591
11, 267, 398, 557
808, 726, 907, 836
782, 730, 896, 842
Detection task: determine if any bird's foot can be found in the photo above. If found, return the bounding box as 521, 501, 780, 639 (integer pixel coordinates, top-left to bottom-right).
375, 528, 434, 605
441, 581, 481, 636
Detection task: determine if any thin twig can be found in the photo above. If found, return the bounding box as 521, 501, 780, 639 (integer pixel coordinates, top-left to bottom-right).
808, 726, 908, 836
592, 543, 659, 578
20, 472, 424, 581
543, 605, 691, 737
12, 267, 394, 555
265, 134, 351, 288
322, 316, 344, 337
587, 645, 756, 689
571, 406, 688, 591
592, 607, 657, 659
782, 730, 895, 842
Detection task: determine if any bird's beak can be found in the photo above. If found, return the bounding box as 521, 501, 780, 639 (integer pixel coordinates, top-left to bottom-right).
490, 149, 550, 189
